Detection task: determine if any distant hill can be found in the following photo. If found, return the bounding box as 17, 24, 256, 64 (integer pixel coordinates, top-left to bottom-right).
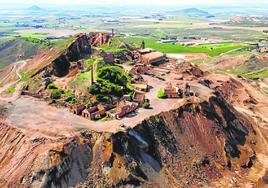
0, 38, 42, 69
224, 16, 268, 27
172, 8, 212, 17
27, 5, 43, 11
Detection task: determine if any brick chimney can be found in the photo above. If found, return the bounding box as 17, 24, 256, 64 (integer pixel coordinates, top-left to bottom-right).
90, 64, 94, 85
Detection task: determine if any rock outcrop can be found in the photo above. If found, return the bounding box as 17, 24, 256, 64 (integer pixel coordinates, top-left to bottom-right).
0, 122, 97, 188
52, 34, 91, 77
89, 32, 112, 47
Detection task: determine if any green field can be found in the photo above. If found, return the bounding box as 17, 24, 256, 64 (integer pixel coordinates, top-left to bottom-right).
242, 68, 268, 79
16, 33, 49, 39
3, 85, 16, 94
121, 37, 247, 57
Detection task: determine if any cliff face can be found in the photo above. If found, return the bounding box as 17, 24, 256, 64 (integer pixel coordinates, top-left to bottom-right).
0, 122, 97, 188
23, 34, 91, 78
0, 95, 258, 188
52, 34, 91, 77
81, 96, 257, 187
89, 32, 111, 47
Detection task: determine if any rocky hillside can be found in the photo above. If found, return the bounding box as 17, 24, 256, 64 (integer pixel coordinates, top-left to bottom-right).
51, 34, 91, 77
0, 93, 259, 187
23, 33, 91, 78
0, 37, 42, 69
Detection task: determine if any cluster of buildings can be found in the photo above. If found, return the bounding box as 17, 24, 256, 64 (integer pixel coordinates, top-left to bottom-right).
163, 83, 194, 99
69, 91, 146, 121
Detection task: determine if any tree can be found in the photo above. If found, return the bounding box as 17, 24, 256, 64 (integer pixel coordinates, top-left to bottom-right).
50, 89, 63, 99
142, 99, 151, 109
157, 89, 166, 99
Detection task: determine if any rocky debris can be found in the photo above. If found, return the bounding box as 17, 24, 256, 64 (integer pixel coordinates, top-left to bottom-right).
89, 32, 111, 47
97, 50, 115, 64
176, 62, 205, 78
0, 122, 96, 188
198, 79, 213, 88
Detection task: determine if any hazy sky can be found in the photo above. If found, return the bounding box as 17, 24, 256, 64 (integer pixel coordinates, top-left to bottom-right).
1, 0, 268, 7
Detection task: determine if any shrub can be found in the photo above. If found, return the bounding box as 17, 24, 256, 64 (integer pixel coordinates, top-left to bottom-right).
97, 66, 129, 87
47, 83, 57, 89
50, 89, 63, 99
157, 89, 166, 99
88, 65, 133, 98
64, 91, 78, 104
96, 94, 109, 103
142, 99, 151, 109
4, 85, 16, 94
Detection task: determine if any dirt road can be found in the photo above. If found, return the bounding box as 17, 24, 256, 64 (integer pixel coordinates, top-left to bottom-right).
0, 61, 26, 101
5, 74, 185, 139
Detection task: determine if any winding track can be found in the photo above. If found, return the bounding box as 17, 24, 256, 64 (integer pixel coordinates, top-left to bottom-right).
0, 60, 26, 98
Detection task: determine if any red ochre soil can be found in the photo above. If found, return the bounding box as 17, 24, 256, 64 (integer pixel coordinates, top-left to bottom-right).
1, 63, 268, 187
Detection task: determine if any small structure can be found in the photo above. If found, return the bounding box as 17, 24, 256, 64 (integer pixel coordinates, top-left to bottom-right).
107, 100, 138, 120
70, 104, 86, 115
164, 83, 182, 98
132, 81, 148, 92
82, 106, 98, 119
160, 37, 177, 43
257, 43, 268, 53
141, 51, 166, 65
90, 104, 107, 120
133, 92, 146, 106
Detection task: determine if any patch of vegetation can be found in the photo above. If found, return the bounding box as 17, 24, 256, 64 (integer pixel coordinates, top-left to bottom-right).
3, 85, 16, 94
47, 83, 57, 89
122, 37, 247, 57
27, 78, 42, 93
68, 56, 105, 92
50, 88, 63, 99
242, 67, 268, 79
64, 91, 78, 104
100, 117, 111, 122
23, 37, 51, 47
97, 37, 131, 55
69, 71, 91, 92
17, 33, 48, 39
19, 69, 36, 82
142, 99, 151, 109
157, 89, 166, 99
88, 65, 133, 97
0, 38, 42, 69
84, 56, 104, 71
52, 36, 78, 50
